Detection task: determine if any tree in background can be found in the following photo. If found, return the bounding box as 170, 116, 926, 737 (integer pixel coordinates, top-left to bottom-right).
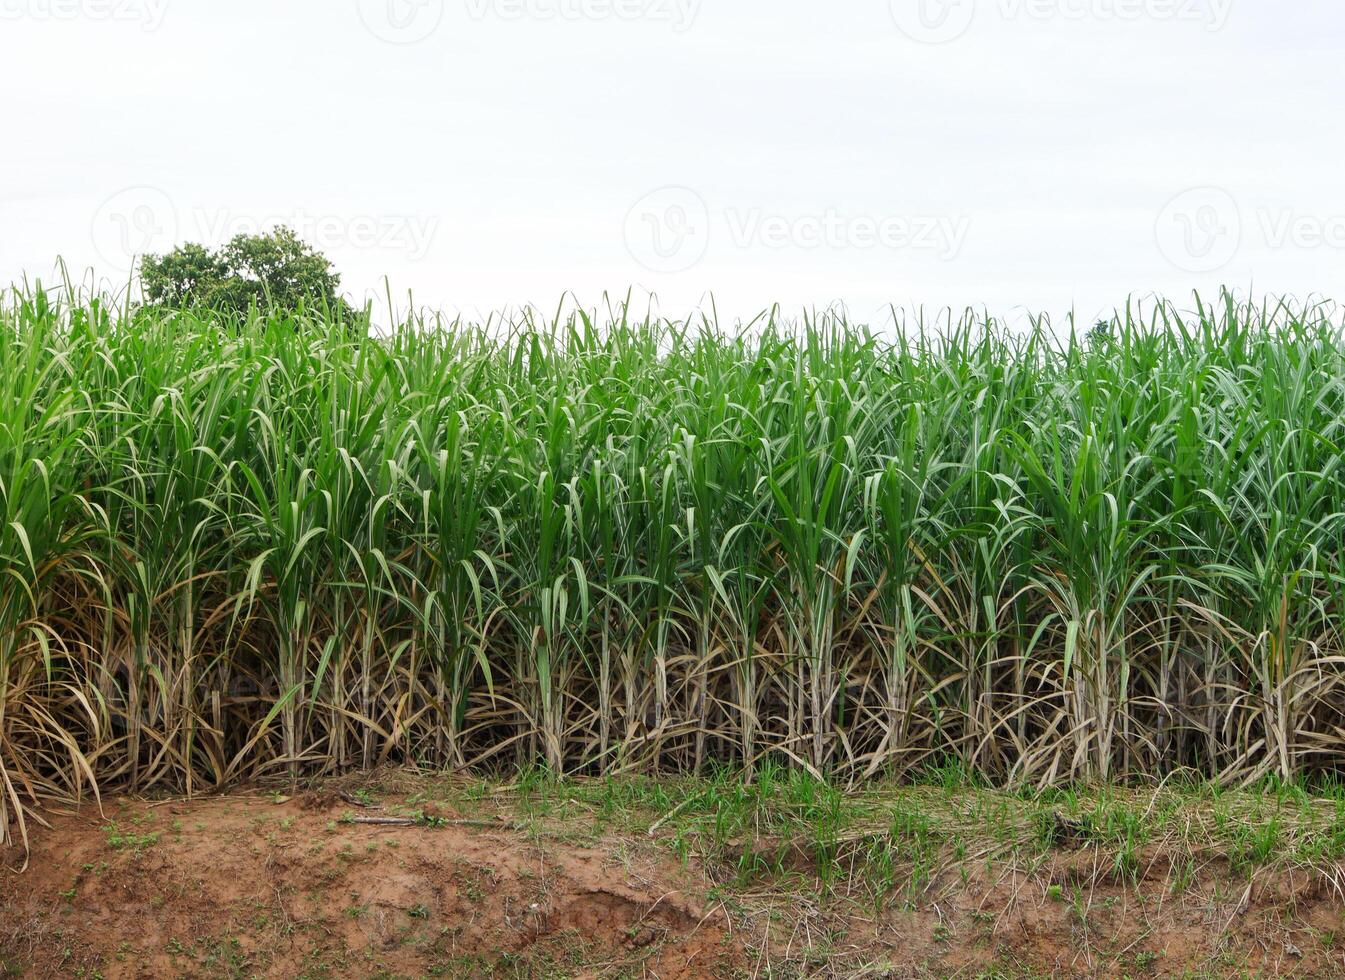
141, 226, 361, 321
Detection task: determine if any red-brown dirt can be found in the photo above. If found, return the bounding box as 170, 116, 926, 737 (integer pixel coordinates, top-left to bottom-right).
0, 791, 739, 979
5, 777, 1345, 978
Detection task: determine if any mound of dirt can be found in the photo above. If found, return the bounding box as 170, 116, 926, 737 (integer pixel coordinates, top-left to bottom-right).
0, 792, 739, 978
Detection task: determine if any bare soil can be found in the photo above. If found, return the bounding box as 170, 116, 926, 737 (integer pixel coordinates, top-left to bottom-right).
3, 776, 1345, 978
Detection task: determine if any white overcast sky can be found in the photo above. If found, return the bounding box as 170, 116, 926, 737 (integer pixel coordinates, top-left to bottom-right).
1, 0, 1342, 326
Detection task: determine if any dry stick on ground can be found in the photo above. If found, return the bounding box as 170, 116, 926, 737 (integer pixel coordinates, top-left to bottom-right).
339, 791, 383, 809
346, 815, 503, 828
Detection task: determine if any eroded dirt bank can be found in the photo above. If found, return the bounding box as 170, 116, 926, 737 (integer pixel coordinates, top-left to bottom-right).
4, 774, 1345, 977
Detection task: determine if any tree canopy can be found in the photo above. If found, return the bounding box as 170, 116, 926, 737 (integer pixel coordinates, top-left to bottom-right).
141, 226, 360, 321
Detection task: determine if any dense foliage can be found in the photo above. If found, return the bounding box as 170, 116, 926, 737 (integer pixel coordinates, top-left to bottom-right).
140, 227, 356, 319
3, 289, 1345, 848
